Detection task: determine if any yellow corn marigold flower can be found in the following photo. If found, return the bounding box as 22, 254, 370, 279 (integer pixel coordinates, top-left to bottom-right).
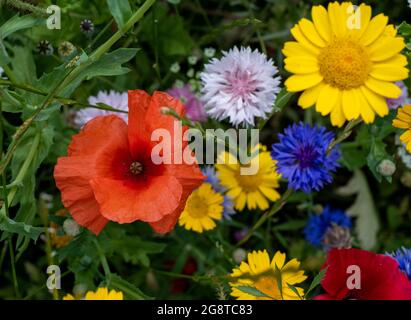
393, 104, 411, 152
63, 288, 123, 300
216, 146, 281, 211
229, 250, 307, 300
178, 183, 224, 233
283, 2, 408, 127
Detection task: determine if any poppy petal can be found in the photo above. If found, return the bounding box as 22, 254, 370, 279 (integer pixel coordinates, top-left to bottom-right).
54, 156, 108, 234
68, 115, 128, 157
128, 90, 151, 159
90, 175, 183, 224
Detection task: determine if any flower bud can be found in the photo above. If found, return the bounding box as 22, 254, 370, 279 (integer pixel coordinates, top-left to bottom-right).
63, 219, 81, 237
377, 159, 396, 177
232, 248, 247, 264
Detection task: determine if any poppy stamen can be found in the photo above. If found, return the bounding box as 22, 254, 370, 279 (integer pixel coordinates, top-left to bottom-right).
130, 161, 143, 175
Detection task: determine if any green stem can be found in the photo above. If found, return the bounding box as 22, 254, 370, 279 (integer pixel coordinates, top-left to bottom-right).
0, 79, 127, 113
237, 189, 293, 246
92, 237, 112, 284
0, 0, 156, 177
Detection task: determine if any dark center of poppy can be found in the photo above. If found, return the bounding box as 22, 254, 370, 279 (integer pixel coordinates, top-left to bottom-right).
129, 161, 143, 175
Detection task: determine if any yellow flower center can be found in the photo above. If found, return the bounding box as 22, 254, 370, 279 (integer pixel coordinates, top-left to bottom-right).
236, 169, 263, 193
185, 194, 208, 219
318, 38, 371, 90
254, 275, 280, 300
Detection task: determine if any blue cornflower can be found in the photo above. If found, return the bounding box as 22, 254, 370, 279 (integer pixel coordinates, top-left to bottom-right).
271, 123, 341, 193
304, 206, 352, 248
202, 166, 236, 219
388, 247, 411, 281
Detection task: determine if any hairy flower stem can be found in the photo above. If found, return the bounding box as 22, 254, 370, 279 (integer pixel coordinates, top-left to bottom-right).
0, 0, 156, 177
237, 119, 361, 246
5, 0, 47, 16
0, 79, 128, 114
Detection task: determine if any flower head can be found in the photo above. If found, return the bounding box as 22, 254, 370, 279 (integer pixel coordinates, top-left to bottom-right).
230, 250, 307, 300
393, 104, 411, 152
54, 91, 204, 235
75, 90, 128, 127
304, 206, 352, 249
178, 183, 223, 233
387, 81, 409, 110
216, 146, 281, 211
168, 85, 207, 122
271, 123, 340, 193
283, 2, 409, 127
63, 287, 123, 300
388, 247, 411, 281
316, 248, 411, 300
201, 46, 281, 126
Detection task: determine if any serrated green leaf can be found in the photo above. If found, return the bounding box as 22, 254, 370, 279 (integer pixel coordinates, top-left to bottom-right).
0, 215, 43, 241
107, 0, 132, 30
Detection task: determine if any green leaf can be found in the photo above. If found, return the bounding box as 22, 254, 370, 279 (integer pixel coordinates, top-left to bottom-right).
83, 48, 138, 79
304, 267, 327, 299
0, 215, 43, 242
107, 0, 132, 30
398, 21, 411, 36
110, 274, 153, 300
366, 138, 393, 183
235, 285, 273, 299
0, 14, 43, 40
337, 170, 379, 250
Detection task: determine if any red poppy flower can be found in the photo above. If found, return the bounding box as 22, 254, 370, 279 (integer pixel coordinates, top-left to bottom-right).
54, 90, 204, 234
315, 248, 411, 300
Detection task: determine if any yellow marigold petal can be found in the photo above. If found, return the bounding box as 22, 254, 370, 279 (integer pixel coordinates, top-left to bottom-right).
370, 64, 409, 82
355, 88, 375, 123
359, 13, 388, 46
284, 56, 319, 74
368, 37, 405, 62
393, 119, 411, 129
299, 18, 326, 47
400, 130, 411, 143
235, 192, 247, 211
360, 86, 389, 118
365, 78, 402, 99
316, 84, 340, 116
290, 25, 321, 55
382, 54, 408, 67
342, 89, 360, 120
285, 73, 323, 92
350, 3, 372, 39
311, 5, 331, 42
328, 2, 348, 38
258, 186, 280, 202
271, 251, 286, 269
282, 41, 316, 58
330, 99, 346, 127
297, 83, 324, 109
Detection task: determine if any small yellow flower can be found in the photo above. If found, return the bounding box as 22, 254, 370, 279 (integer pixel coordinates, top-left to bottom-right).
393, 104, 411, 152
229, 250, 307, 300
63, 288, 123, 300
179, 183, 224, 233
216, 146, 281, 211
283, 2, 408, 127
